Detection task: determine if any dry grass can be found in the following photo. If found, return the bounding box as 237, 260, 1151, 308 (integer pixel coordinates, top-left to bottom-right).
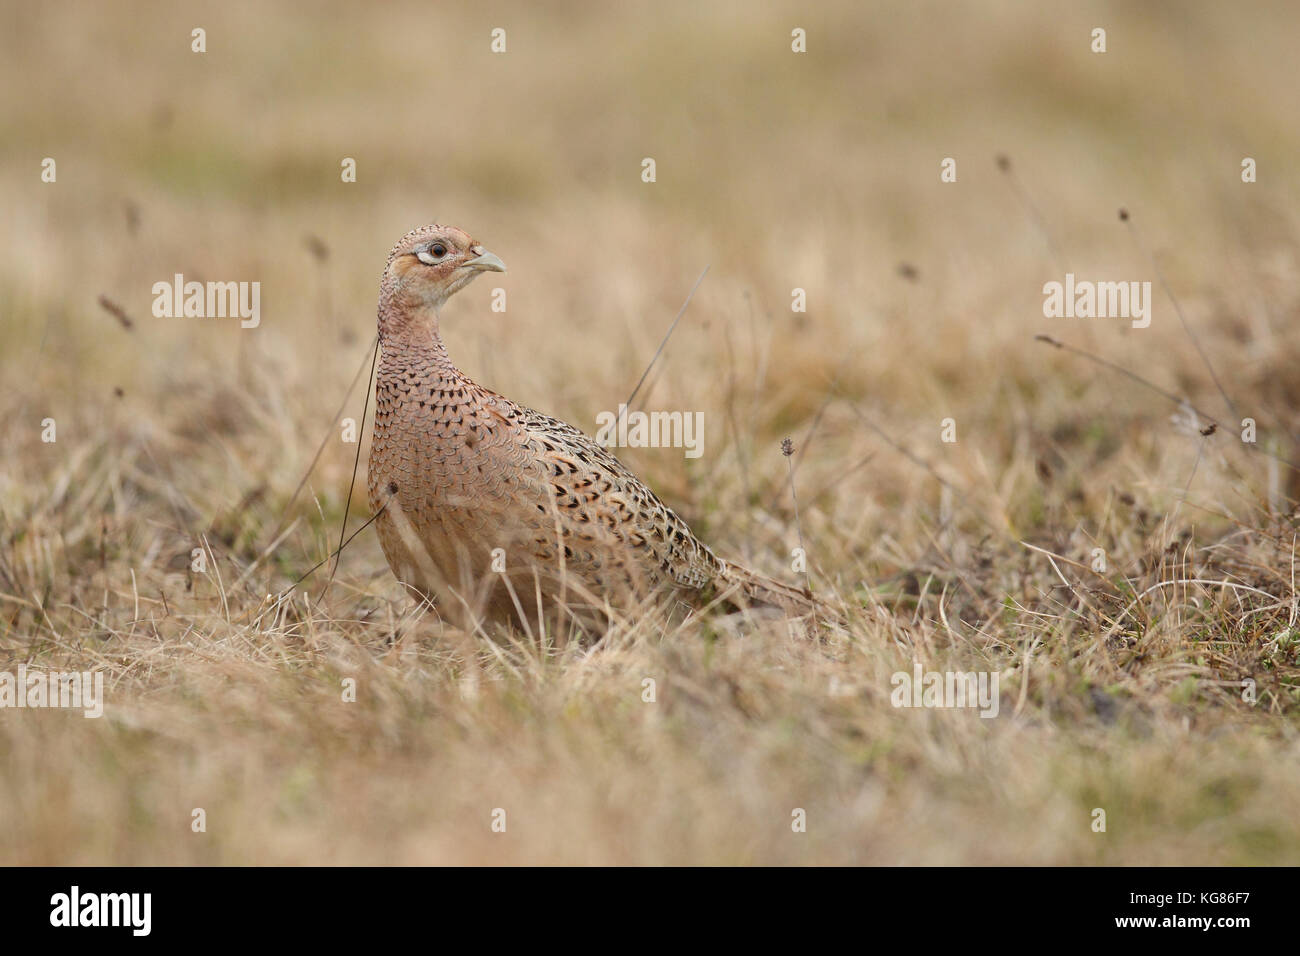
2, 0, 1299, 865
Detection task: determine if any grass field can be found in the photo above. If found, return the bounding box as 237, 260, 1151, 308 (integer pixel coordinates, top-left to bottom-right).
2, 0, 1299, 864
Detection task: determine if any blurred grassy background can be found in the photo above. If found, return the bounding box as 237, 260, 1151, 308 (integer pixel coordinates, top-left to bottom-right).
2, 0, 1299, 864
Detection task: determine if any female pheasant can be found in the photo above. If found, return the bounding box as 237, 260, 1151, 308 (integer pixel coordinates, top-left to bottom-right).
366, 223, 826, 631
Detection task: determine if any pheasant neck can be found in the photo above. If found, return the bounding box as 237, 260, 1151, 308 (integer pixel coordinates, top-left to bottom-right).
378, 307, 469, 389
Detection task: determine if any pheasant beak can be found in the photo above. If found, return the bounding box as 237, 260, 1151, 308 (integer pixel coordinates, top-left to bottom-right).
467, 249, 507, 273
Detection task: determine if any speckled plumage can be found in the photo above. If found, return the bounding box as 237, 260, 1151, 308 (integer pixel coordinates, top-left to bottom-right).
366, 224, 824, 629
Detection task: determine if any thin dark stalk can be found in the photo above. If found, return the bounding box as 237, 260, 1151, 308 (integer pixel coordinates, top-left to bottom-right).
622, 266, 709, 414
782, 438, 811, 599
1122, 210, 1238, 420
279, 498, 390, 600
1035, 334, 1300, 473
996, 155, 1067, 273
267, 333, 379, 548
326, 335, 383, 591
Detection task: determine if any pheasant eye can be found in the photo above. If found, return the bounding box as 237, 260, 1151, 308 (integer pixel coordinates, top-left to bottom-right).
416, 242, 450, 265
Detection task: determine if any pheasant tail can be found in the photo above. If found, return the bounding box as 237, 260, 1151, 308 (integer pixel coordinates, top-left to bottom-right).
717, 562, 839, 622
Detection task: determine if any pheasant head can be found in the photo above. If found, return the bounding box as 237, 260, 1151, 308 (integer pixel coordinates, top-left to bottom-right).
378, 224, 506, 334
